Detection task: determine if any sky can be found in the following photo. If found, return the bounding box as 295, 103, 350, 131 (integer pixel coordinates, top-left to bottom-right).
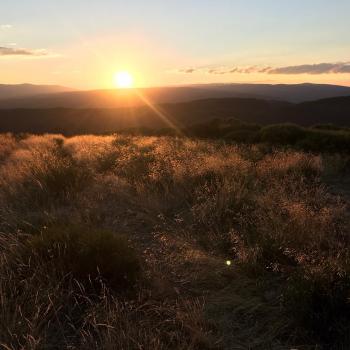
1, 0, 350, 89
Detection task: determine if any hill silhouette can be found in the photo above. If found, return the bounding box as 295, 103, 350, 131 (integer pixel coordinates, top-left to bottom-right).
0, 84, 73, 100
0, 83, 350, 110
1, 96, 350, 134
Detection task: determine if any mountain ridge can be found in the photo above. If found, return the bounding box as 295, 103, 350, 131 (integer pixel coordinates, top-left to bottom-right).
1, 95, 350, 134
0, 83, 74, 100
0, 83, 350, 109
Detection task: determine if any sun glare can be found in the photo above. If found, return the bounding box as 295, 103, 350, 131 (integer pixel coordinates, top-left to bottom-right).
114, 71, 134, 89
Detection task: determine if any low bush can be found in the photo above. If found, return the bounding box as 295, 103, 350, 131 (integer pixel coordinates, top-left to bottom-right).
23, 225, 140, 290
297, 129, 350, 152
185, 118, 261, 141
311, 123, 350, 131
259, 123, 306, 145
225, 129, 259, 143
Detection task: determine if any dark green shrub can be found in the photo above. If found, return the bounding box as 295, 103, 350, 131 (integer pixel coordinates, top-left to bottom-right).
260, 124, 306, 145
25, 226, 140, 290
311, 124, 350, 132
187, 118, 261, 140
297, 130, 350, 153
224, 129, 259, 143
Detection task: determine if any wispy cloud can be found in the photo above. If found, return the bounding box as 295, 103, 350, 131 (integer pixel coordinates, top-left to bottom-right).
268, 62, 350, 74
178, 62, 350, 75
178, 68, 197, 73
178, 65, 272, 75
0, 24, 13, 30
0, 46, 48, 57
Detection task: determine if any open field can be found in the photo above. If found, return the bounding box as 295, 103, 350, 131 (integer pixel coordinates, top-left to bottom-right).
0, 133, 350, 349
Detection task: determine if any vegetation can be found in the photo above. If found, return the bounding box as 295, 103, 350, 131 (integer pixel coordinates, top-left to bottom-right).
183, 119, 350, 153
0, 132, 349, 349
23, 225, 140, 289
1, 95, 350, 134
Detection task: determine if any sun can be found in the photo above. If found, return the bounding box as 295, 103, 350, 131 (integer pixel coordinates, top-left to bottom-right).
114, 71, 134, 89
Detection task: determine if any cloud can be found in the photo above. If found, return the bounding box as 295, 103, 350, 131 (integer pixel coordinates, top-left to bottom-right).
208, 66, 271, 74
179, 68, 196, 73
208, 68, 227, 75
259, 66, 273, 73
178, 62, 350, 75
336, 65, 350, 73
268, 62, 350, 74
0, 46, 48, 57
0, 24, 12, 30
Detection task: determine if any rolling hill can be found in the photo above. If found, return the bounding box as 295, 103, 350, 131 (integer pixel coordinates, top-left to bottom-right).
0, 84, 74, 100
0, 83, 350, 110
1, 96, 350, 134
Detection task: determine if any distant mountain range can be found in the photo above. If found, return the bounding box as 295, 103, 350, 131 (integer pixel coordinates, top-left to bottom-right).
0, 83, 350, 109
1, 95, 350, 134
1, 83, 350, 134
190, 83, 350, 103
0, 84, 73, 100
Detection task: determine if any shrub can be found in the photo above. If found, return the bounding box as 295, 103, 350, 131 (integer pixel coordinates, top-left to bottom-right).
311, 124, 350, 131
297, 130, 350, 152
24, 225, 140, 290
259, 124, 306, 145
225, 129, 259, 143
186, 118, 261, 141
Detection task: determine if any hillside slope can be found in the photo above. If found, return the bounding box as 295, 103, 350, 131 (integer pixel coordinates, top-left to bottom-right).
0, 83, 73, 100
0, 83, 349, 109
1, 96, 350, 134
0, 98, 288, 134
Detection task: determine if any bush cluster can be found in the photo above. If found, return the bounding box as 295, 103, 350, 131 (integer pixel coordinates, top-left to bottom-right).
184, 119, 350, 153
23, 225, 140, 290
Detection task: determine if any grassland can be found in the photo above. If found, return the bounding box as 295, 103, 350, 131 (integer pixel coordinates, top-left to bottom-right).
0, 133, 349, 349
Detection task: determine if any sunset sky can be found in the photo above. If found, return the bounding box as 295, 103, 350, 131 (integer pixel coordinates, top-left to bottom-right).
1, 0, 350, 89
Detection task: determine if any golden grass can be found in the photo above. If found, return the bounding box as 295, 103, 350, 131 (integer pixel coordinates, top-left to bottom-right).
0, 133, 349, 349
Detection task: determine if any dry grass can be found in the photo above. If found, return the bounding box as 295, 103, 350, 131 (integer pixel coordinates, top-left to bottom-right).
0, 133, 349, 349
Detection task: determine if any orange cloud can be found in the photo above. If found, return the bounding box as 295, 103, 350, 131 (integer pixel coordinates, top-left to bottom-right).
178, 62, 350, 75
0, 46, 48, 57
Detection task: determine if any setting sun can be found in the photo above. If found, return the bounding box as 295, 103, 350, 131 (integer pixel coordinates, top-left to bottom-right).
114, 71, 134, 89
